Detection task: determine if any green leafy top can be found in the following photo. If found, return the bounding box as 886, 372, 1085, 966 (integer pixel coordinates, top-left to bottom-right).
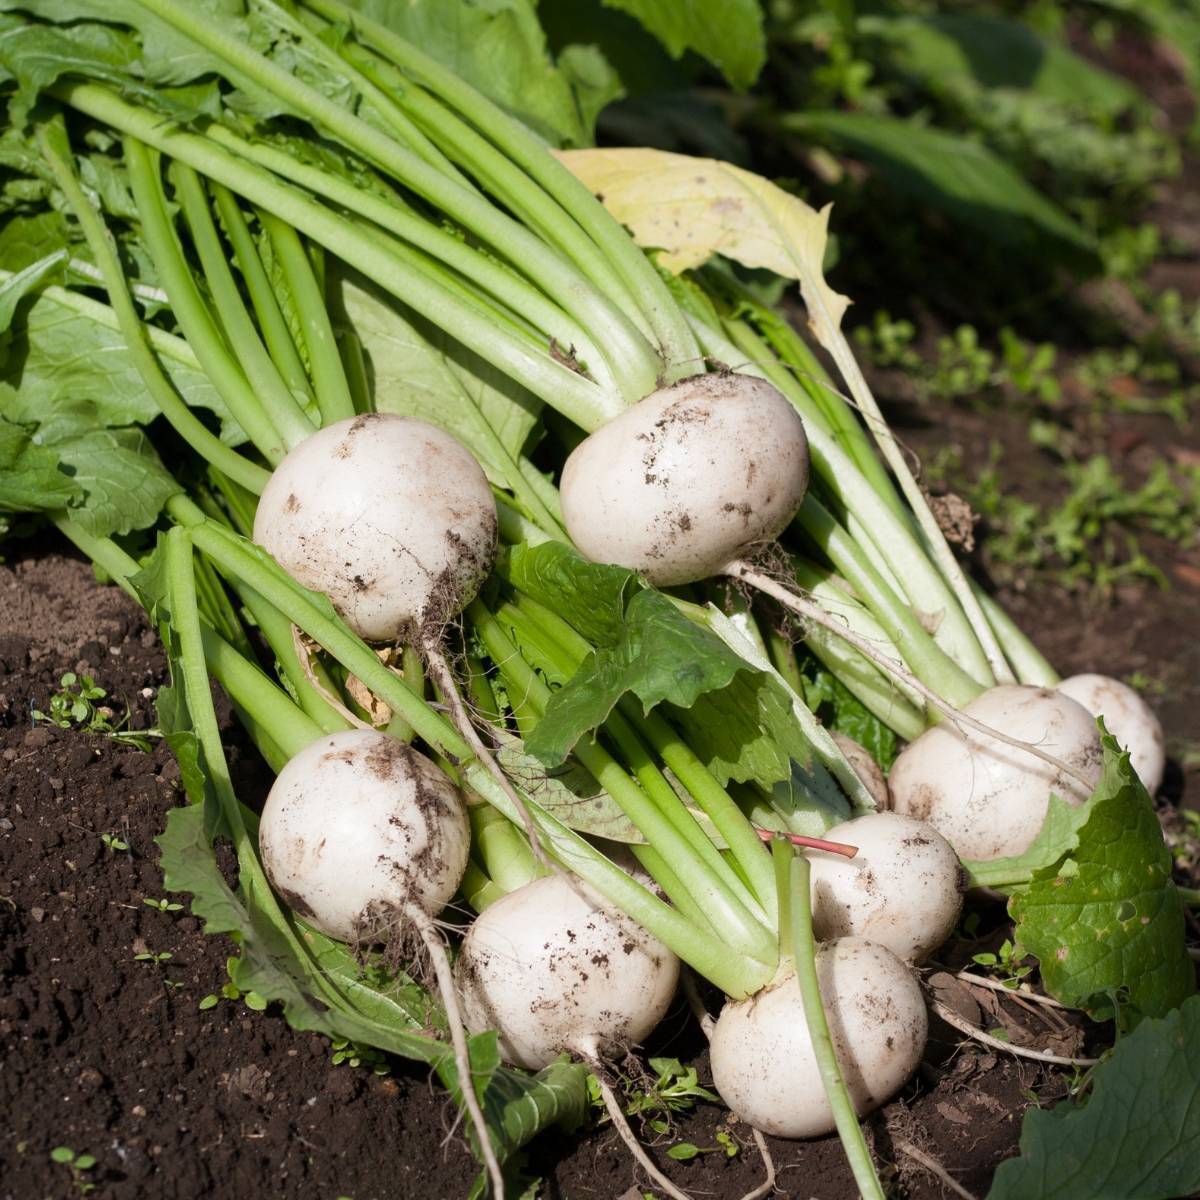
510, 541, 817, 791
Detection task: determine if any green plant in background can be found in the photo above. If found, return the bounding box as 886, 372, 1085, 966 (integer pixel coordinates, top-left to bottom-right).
50, 1147, 96, 1194
951, 443, 1200, 591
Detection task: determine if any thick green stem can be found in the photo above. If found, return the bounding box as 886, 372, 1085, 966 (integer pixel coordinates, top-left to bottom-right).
972, 582, 1058, 686
501, 594, 774, 921
470, 600, 778, 966
631, 704, 778, 917
460, 860, 506, 911
257, 210, 356, 426
170, 162, 316, 449
605, 707, 768, 922
34, 122, 269, 494
59, 83, 617, 430
788, 851, 886, 1200
231, 581, 350, 736
469, 805, 541, 894
204, 123, 626, 403
722, 313, 903, 520
299, 0, 701, 373
124, 137, 289, 464
795, 495, 983, 711
201, 624, 324, 760
131, 0, 659, 393
789, 558, 927, 742
166, 498, 472, 760
210, 183, 311, 398
816, 322, 1013, 685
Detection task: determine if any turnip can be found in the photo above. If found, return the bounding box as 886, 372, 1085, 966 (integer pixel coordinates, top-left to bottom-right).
1057, 673, 1165, 795
808, 813, 963, 963
258, 728, 470, 941
253, 412, 497, 644
888, 685, 1103, 861
560, 373, 809, 586
456, 873, 679, 1070
709, 936, 927, 1139
456, 872, 685, 1198
258, 726, 504, 1194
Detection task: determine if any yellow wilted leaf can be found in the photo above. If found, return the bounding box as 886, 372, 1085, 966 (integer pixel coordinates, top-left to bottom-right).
555, 146, 850, 345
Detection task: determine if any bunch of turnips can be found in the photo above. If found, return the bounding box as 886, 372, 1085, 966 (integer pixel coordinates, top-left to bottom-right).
4, 2, 1170, 1195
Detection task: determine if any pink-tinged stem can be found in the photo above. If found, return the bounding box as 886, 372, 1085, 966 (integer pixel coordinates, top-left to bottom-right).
755, 829, 858, 859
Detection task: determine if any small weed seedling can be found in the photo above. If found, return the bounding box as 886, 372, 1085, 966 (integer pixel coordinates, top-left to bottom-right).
134, 948, 173, 967
50, 1146, 96, 1193
199, 957, 268, 1012
99, 832, 129, 854
133, 947, 183, 989
33, 672, 160, 751
143, 897, 183, 913
664, 1129, 740, 1161
972, 938, 1033, 987
330, 1038, 391, 1075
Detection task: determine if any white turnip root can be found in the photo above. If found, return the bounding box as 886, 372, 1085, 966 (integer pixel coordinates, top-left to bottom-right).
888, 685, 1102, 861
831, 732, 889, 809
809, 813, 963, 963
259, 728, 470, 942
560, 373, 809, 586
455, 873, 680, 1070
709, 937, 926, 1138
253, 412, 497, 643
1057, 673, 1165, 795
259, 727, 502, 1193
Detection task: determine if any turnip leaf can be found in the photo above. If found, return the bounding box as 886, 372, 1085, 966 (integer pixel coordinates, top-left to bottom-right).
1009, 734, 1194, 1023
988, 995, 1200, 1200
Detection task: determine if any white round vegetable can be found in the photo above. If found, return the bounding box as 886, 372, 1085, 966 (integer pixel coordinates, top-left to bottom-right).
455, 874, 680, 1070
710, 937, 926, 1138
560, 373, 809, 586
809, 812, 963, 963
1057, 673, 1165, 795
888, 685, 1102, 861
253, 413, 497, 642
831, 732, 890, 810
259, 729, 470, 941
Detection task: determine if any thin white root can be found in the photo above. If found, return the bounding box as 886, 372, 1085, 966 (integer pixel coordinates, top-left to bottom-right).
894, 1138, 979, 1200
952, 970, 1068, 1010
407, 904, 506, 1200
928, 997, 1099, 1067
729, 564, 1096, 792
584, 1052, 694, 1200
680, 968, 716, 1040
740, 1130, 777, 1200
290, 625, 378, 732
421, 640, 552, 874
